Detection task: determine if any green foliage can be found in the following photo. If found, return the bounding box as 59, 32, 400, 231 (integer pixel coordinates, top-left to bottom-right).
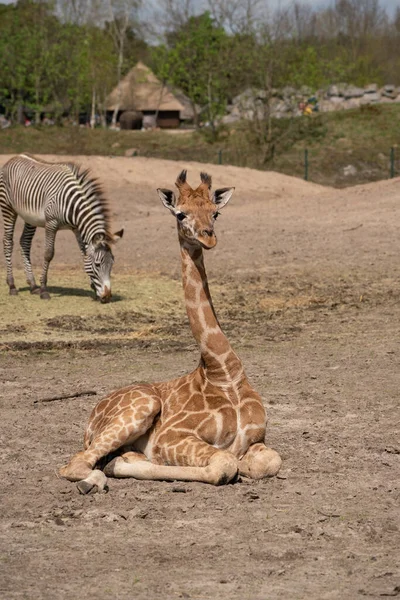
0, 0, 143, 121
152, 12, 230, 134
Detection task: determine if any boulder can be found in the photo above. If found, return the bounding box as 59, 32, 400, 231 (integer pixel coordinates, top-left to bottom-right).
343, 98, 361, 109
360, 92, 380, 104
343, 165, 357, 176
364, 83, 378, 93
221, 113, 241, 124
344, 85, 364, 99
124, 148, 138, 157
327, 84, 339, 97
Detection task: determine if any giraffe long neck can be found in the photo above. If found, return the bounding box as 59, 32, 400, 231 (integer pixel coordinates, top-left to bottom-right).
180, 240, 243, 384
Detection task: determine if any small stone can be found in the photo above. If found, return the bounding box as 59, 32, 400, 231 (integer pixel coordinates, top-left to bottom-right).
171, 486, 188, 493
124, 148, 138, 157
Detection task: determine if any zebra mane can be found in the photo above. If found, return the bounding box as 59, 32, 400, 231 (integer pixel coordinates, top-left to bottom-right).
68, 164, 113, 242
18, 154, 114, 243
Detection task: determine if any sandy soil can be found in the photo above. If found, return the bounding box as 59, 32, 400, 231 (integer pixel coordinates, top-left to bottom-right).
0, 155, 399, 599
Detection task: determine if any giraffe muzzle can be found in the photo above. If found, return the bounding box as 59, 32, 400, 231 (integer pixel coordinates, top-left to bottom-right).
198, 231, 217, 249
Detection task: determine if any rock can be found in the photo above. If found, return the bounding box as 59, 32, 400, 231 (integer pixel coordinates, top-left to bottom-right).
360, 92, 380, 104
111, 142, 120, 148
221, 114, 241, 125
344, 85, 364, 99
364, 83, 378, 93
343, 98, 361, 109
329, 96, 345, 104
124, 148, 138, 157
327, 84, 339, 97
343, 165, 357, 176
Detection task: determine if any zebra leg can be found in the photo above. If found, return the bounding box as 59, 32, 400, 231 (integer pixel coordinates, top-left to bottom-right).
39, 223, 58, 300
19, 223, 40, 294
74, 229, 96, 293
1, 205, 18, 295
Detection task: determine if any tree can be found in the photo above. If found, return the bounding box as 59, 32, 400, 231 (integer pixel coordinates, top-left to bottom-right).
152, 12, 230, 133
104, 0, 142, 126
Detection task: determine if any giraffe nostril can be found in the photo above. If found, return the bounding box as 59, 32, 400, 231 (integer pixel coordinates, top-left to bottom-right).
202, 229, 214, 237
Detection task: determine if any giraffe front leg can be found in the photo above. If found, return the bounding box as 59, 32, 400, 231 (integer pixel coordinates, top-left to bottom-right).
105, 436, 239, 486
59, 449, 108, 494
238, 443, 282, 479
39, 223, 58, 299
60, 387, 162, 494
19, 223, 40, 293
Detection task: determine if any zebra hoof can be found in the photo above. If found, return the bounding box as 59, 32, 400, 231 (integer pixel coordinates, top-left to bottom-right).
30, 286, 41, 295
40, 290, 51, 300
9, 287, 18, 296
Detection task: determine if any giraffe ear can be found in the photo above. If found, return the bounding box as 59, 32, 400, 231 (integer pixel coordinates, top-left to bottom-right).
157, 188, 177, 213
212, 187, 235, 209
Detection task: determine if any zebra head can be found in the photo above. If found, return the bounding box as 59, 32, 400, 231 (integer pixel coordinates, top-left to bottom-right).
84, 230, 124, 303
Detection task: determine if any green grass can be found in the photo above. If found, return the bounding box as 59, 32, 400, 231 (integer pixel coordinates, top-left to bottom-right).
0, 265, 381, 351
1, 104, 400, 187
0, 270, 184, 348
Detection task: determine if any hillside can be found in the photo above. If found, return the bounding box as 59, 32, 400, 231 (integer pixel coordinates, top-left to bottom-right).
1, 104, 399, 188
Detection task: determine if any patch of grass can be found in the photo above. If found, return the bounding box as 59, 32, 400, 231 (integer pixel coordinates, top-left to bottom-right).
2, 266, 395, 350
0, 270, 183, 348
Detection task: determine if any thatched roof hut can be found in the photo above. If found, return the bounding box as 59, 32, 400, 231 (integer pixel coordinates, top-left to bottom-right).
106, 62, 185, 128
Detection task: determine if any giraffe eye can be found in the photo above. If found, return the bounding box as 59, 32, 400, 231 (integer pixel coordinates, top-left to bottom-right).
213, 211, 220, 219
177, 212, 186, 221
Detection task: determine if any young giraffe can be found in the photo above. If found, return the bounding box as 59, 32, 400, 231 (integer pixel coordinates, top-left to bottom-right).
60, 170, 281, 493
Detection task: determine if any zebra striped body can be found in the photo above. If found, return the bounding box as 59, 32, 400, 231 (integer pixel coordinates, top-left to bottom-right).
0, 154, 123, 302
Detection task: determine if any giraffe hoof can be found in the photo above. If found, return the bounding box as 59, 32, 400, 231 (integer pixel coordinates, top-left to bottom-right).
9, 287, 18, 296
30, 286, 41, 295
76, 480, 109, 495
40, 290, 51, 300
77, 481, 98, 495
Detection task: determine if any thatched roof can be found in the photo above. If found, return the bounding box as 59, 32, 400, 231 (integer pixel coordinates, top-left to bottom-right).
106, 62, 184, 112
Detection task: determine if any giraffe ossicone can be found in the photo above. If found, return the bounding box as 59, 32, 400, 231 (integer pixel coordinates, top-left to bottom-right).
60, 170, 281, 493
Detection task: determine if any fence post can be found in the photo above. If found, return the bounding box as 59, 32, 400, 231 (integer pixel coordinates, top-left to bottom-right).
304, 149, 309, 181
390, 147, 395, 178
218, 149, 222, 165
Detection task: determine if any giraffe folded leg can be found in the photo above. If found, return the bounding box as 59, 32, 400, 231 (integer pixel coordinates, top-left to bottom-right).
238, 443, 282, 479
59, 450, 109, 494
59, 387, 161, 494
104, 442, 238, 486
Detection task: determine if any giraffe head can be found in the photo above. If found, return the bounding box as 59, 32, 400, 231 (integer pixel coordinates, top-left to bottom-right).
157, 171, 234, 249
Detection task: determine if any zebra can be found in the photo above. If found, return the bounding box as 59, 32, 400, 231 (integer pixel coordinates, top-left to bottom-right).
0, 154, 123, 302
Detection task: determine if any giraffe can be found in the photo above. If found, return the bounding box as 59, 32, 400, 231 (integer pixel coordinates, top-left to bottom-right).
59, 170, 281, 493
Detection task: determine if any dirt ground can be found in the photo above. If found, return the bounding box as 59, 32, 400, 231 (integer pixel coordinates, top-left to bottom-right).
0, 155, 399, 600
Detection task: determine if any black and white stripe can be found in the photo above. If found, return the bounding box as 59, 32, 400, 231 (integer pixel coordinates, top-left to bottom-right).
0, 154, 123, 302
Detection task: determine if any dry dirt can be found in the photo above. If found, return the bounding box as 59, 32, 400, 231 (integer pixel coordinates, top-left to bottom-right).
0, 155, 399, 600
